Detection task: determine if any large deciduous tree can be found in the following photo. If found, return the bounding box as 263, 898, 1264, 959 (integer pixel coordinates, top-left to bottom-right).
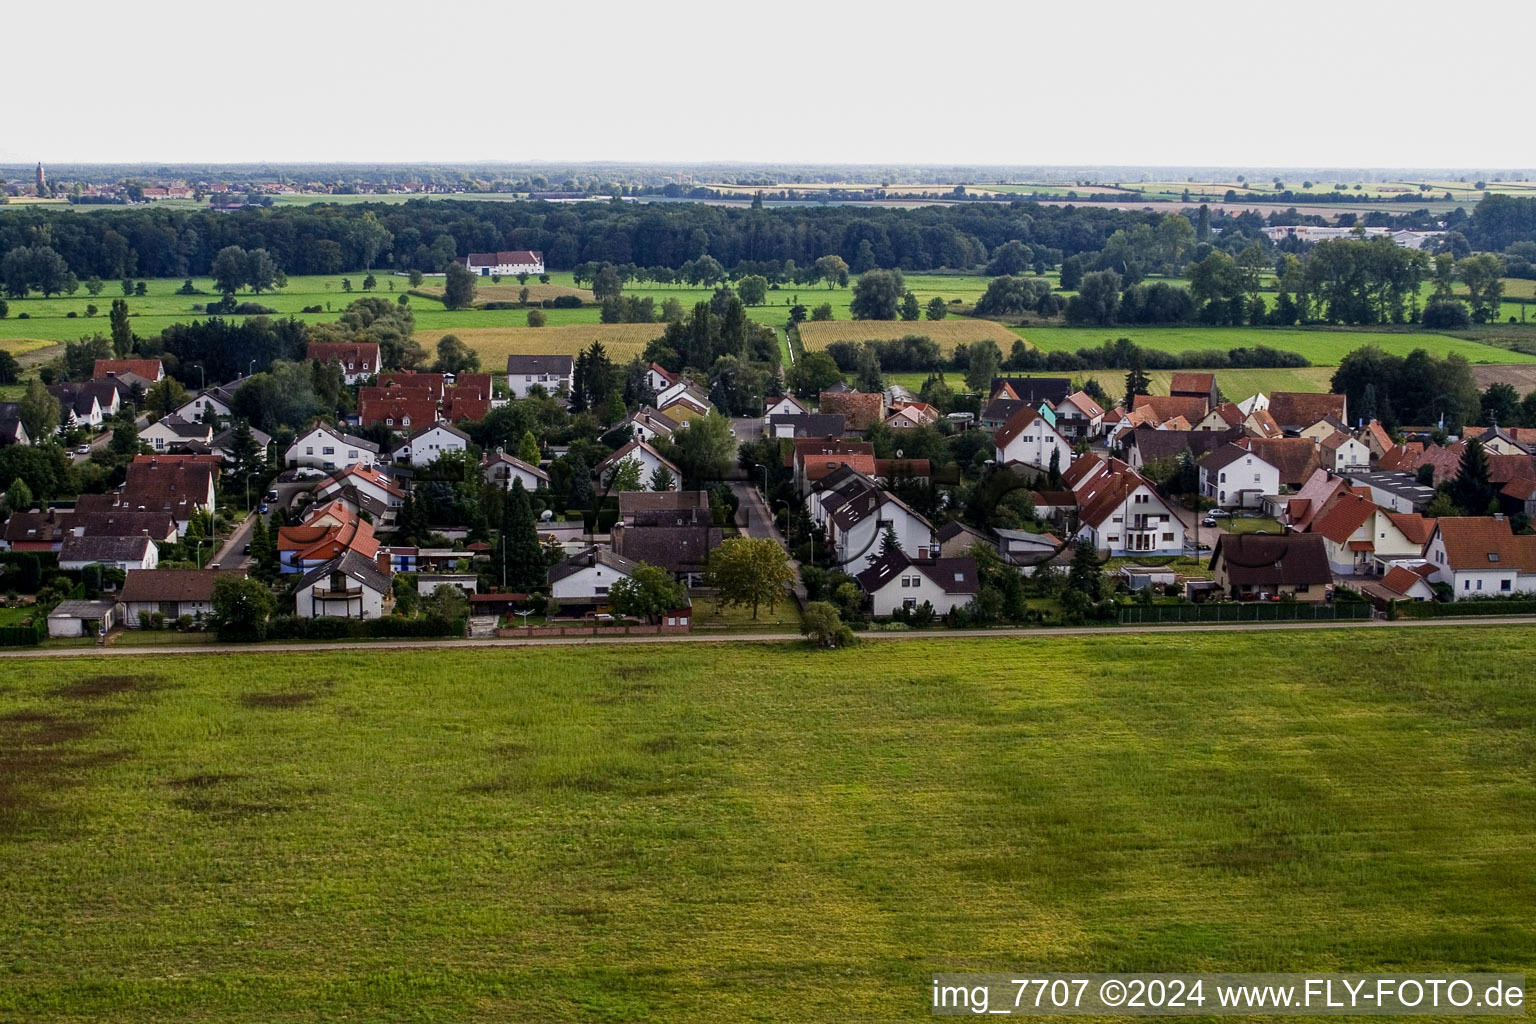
705, 536, 794, 619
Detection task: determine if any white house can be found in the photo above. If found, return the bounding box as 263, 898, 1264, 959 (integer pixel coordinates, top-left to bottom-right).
506, 355, 573, 398
1199, 444, 1280, 509
1307, 492, 1427, 574
1320, 431, 1372, 473
314, 465, 406, 514
58, 534, 159, 572
646, 363, 679, 394
1377, 562, 1438, 602
994, 407, 1072, 476
465, 250, 544, 277
623, 407, 677, 443
140, 414, 214, 453
294, 550, 393, 619
483, 450, 550, 491
173, 383, 239, 422
1423, 516, 1536, 599
764, 394, 807, 421
594, 439, 681, 491
855, 551, 979, 617
548, 546, 638, 604
1072, 462, 1185, 556
1052, 390, 1106, 440
286, 425, 380, 472
394, 421, 470, 467
819, 482, 936, 565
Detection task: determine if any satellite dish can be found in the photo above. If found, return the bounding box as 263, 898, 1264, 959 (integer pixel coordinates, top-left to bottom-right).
896, 449, 904, 459
540, 509, 554, 522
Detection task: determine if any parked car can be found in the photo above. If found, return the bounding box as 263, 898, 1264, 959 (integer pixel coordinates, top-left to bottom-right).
258, 503, 270, 514
1207, 509, 1232, 518
75, 444, 91, 455
266, 489, 279, 502
242, 543, 251, 555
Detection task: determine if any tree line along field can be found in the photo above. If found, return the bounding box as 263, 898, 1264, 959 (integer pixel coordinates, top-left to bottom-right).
0, 628, 1532, 1022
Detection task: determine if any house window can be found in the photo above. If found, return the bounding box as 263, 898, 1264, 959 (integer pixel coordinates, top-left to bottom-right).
305, 447, 314, 455
903, 598, 917, 609
1253, 474, 1261, 483
1501, 579, 1512, 591
322, 446, 335, 455
1162, 533, 1174, 542
386, 418, 394, 426
1476, 580, 1483, 590
1219, 472, 1227, 482
595, 585, 609, 596
347, 450, 358, 459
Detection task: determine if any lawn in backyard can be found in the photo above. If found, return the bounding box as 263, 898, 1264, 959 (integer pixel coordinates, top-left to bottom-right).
1, 629, 1534, 1021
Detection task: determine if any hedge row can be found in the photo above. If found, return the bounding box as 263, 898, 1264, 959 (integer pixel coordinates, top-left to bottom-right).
1119, 602, 1372, 624
0, 617, 46, 647
1393, 599, 1536, 619
263, 614, 467, 641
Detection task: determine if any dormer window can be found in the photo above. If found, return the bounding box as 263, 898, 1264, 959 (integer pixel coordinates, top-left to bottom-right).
1489, 553, 1500, 562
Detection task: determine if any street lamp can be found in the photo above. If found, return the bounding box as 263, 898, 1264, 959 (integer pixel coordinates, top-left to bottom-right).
249, 359, 256, 378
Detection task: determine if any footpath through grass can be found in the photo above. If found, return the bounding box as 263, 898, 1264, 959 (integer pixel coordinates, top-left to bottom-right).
1, 629, 1533, 1022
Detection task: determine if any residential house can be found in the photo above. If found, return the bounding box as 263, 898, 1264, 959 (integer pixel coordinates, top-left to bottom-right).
122, 457, 217, 535
285, 425, 380, 471
173, 381, 240, 422
818, 474, 936, 565
1132, 393, 1210, 423
306, 342, 380, 384
548, 546, 639, 606
278, 512, 380, 574
1267, 392, 1347, 433
886, 402, 939, 430
993, 407, 1072, 476
1351, 471, 1437, 513
790, 439, 876, 494
1423, 515, 1536, 599
48, 384, 103, 429
0, 404, 28, 447
140, 414, 214, 452
855, 550, 979, 617
465, 250, 544, 276
205, 425, 272, 471
1193, 401, 1245, 433
1072, 460, 1185, 556
936, 520, 993, 559
1169, 371, 1219, 408
313, 465, 406, 522
118, 568, 242, 628
594, 439, 681, 491
93, 358, 164, 382
1209, 532, 1332, 602
1199, 444, 1280, 509
657, 384, 712, 423
768, 412, 846, 439
988, 377, 1072, 406
818, 390, 886, 431
376, 371, 446, 402
1052, 390, 1106, 440
612, 496, 722, 583
506, 354, 574, 398
994, 528, 1065, 571
764, 394, 807, 420
393, 421, 470, 467
646, 363, 679, 394
483, 451, 550, 491
1242, 437, 1324, 490
2, 509, 72, 552
1121, 427, 1242, 473
1374, 562, 1438, 602
58, 534, 159, 572
1298, 415, 1352, 444
294, 550, 394, 619
1306, 491, 1429, 574
1320, 431, 1372, 473
1475, 425, 1532, 456
1357, 419, 1395, 461
358, 392, 438, 432
623, 407, 678, 443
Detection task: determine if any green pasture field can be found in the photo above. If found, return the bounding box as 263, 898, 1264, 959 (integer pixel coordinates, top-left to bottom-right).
1016, 325, 1536, 365
1, 629, 1534, 1021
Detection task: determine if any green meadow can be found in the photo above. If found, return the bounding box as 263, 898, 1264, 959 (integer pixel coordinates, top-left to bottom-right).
1, 629, 1533, 1022
1015, 325, 1536, 366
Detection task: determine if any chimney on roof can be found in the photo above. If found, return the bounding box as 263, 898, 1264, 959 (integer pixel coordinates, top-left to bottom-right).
376, 550, 392, 576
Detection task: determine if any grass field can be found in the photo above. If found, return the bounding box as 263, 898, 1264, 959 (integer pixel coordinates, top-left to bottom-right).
437, 323, 667, 365
798, 318, 1021, 354
2, 630, 1534, 1021
1017, 326, 1536, 365
415, 281, 595, 305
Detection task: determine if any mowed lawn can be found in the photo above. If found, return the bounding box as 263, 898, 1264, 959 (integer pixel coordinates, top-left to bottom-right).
1, 629, 1534, 1022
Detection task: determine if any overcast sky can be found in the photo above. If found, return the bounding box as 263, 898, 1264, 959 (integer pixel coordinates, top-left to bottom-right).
6, 0, 1532, 171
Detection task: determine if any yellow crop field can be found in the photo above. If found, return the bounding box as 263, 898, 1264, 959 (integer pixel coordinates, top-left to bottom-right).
434, 324, 666, 365
0, 337, 59, 356
796, 318, 1023, 355
417, 282, 595, 305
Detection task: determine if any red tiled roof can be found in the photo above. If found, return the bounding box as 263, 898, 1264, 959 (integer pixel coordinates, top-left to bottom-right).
93, 358, 163, 381
444, 395, 491, 423
1243, 437, 1323, 486
1433, 517, 1536, 571
1380, 563, 1435, 596
1267, 392, 1346, 428
376, 372, 445, 401
307, 342, 380, 372
818, 391, 885, 431
1132, 394, 1209, 423
1169, 372, 1215, 396
465, 250, 542, 268
358, 395, 439, 429
1386, 513, 1436, 546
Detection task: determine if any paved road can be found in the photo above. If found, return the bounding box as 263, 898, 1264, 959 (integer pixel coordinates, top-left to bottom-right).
3, 616, 1531, 660
730, 415, 764, 443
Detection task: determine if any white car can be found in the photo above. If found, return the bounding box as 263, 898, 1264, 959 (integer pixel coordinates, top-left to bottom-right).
76, 444, 91, 455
